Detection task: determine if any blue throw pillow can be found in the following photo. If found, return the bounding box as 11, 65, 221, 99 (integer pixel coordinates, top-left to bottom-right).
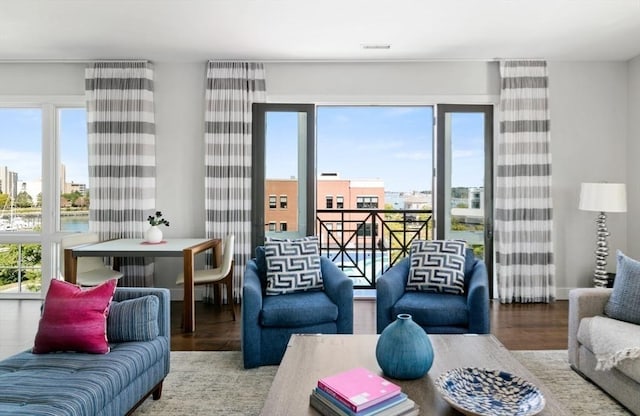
107, 295, 159, 342
264, 236, 323, 295
604, 251, 640, 325
406, 240, 466, 294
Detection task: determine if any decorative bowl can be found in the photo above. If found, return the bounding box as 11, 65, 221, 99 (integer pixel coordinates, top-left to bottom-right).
435, 367, 546, 416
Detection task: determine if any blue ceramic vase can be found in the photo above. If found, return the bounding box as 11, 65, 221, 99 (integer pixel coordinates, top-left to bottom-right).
375, 313, 434, 380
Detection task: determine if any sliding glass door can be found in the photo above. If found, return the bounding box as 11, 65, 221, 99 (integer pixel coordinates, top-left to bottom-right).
251, 104, 315, 250
435, 104, 494, 294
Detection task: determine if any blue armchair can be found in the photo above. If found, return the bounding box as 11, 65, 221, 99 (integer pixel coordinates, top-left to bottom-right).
242, 252, 354, 369
376, 249, 490, 335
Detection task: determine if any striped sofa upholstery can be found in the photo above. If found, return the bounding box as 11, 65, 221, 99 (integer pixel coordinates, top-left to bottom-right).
0, 287, 170, 416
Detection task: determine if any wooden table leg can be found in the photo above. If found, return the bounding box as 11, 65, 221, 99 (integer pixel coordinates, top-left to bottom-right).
183, 248, 196, 333
63, 248, 78, 285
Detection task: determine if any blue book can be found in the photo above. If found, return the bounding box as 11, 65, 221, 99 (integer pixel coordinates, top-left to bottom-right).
314, 387, 408, 416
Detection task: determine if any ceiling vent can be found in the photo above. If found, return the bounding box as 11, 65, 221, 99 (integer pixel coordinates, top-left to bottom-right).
361, 43, 391, 50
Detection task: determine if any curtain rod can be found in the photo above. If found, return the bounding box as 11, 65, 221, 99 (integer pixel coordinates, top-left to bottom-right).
0, 59, 150, 64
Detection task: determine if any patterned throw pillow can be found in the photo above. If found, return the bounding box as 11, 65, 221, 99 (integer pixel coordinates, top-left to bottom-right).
406, 240, 466, 295
264, 236, 323, 295
604, 250, 640, 325
107, 295, 160, 342
33, 278, 117, 354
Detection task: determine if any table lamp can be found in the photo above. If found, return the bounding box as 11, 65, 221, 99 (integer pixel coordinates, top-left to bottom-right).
579, 182, 627, 287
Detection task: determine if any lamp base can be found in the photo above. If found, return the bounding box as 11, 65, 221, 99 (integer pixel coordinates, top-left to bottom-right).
592, 212, 610, 288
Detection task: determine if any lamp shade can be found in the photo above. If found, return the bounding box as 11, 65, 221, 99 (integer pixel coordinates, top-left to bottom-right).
579, 182, 627, 213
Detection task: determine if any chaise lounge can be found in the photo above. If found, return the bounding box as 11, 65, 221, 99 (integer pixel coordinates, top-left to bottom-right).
0, 287, 171, 416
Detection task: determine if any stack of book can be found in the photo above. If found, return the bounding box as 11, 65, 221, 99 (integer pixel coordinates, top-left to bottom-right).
309, 367, 419, 416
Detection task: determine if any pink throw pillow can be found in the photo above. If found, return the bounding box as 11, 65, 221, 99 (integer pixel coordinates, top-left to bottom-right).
32, 278, 117, 354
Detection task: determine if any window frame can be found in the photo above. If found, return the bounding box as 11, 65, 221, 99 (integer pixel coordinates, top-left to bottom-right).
0, 95, 86, 299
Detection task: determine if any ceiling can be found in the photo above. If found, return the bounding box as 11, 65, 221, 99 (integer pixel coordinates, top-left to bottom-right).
1, 0, 640, 62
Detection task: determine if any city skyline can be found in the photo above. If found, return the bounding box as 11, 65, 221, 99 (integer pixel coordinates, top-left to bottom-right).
0, 108, 88, 187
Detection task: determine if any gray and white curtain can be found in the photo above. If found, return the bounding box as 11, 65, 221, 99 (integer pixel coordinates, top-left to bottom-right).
86, 61, 157, 287
204, 61, 266, 302
495, 60, 555, 303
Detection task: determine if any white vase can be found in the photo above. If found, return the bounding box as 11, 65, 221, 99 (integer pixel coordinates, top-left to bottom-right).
145, 226, 163, 243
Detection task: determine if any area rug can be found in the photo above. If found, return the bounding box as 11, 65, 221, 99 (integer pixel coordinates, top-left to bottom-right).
133, 350, 632, 415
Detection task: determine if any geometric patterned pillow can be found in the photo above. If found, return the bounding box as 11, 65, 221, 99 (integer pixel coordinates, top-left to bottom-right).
406, 240, 466, 295
264, 236, 323, 296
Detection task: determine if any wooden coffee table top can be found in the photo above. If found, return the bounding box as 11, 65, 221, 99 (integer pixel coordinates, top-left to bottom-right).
260, 334, 569, 416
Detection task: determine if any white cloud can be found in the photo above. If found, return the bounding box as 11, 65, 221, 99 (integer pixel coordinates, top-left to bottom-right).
383, 107, 422, 117
393, 151, 431, 161
452, 150, 477, 159
356, 140, 404, 151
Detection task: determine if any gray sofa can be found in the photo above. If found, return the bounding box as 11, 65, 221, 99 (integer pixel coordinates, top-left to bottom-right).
0, 287, 171, 416
568, 288, 640, 415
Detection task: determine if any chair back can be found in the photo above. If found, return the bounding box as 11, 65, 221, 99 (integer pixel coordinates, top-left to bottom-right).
60, 232, 106, 274
220, 234, 235, 275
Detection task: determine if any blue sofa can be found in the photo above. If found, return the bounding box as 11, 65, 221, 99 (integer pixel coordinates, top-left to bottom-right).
0, 287, 170, 416
242, 255, 354, 368
376, 249, 490, 334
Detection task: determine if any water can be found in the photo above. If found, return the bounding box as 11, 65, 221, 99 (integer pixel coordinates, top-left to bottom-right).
60, 216, 90, 232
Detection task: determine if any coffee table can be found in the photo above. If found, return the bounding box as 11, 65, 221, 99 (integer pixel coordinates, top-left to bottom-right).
261, 334, 570, 415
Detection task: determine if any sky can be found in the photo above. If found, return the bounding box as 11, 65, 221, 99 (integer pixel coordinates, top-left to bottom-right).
266, 106, 485, 192
0, 108, 88, 187
1, 105, 484, 196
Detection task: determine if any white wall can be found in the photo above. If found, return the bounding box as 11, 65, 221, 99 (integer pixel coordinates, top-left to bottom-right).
0, 60, 632, 300
548, 62, 628, 297
627, 56, 640, 258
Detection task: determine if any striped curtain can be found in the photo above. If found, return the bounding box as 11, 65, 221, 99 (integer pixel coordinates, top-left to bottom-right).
495, 60, 555, 303
85, 61, 157, 287
204, 61, 266, 302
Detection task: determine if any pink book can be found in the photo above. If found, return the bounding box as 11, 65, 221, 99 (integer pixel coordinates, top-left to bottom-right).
317, 367, 402, 412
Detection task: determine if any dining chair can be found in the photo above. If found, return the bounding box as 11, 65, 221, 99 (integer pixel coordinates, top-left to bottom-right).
60, 232, 124, 286
176, 234, 236, 320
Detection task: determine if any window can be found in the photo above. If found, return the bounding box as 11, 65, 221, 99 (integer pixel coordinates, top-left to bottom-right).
0, 99, 86, 297
280, 195, 288, 209
336, 195, 344, 209
280, 222, 287, 232
268, 222, 276, 231
356, 196, 378, 209
325, 196, 333, 209
269, 195, 277, 209
356, 223, 377, 237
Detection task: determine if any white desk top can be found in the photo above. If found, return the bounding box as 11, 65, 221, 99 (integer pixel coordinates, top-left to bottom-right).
70, 238, 216, 257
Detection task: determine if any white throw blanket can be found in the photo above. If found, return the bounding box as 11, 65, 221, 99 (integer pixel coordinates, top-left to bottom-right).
587, 315, 640, 371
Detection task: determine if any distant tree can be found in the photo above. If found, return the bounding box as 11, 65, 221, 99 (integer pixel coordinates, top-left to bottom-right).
456, 202, 469, 208
36, 192, 42, 207
0, 193, 9, 209
15, 191, 33, 208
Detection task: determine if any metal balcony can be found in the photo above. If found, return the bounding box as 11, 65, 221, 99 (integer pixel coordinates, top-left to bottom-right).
316, 209, 433, 288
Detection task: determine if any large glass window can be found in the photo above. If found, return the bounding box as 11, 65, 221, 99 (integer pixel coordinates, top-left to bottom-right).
59, 108, 89, 232
0, 100, 87, 297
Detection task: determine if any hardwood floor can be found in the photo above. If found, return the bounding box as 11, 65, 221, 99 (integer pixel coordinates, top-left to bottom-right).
0, 297, 569, 360
170, 298, 569, 351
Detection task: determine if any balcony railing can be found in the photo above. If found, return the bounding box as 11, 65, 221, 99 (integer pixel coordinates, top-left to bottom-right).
316, 209, 433, 288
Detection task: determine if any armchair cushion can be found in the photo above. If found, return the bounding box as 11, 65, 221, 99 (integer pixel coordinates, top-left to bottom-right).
406, 240, 466, 294
261, 291, 339, 327
264, 236, 323, 295
604, 250, 640, 325
392, 291, 468, 327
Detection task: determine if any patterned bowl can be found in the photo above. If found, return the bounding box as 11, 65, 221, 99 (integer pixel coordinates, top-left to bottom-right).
435, 367, 546, 416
